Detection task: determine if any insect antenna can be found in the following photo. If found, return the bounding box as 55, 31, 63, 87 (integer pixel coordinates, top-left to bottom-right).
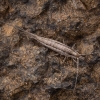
73, 58, 79, 91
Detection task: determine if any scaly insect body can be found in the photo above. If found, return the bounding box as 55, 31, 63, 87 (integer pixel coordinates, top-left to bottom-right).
23, 31, 81, 59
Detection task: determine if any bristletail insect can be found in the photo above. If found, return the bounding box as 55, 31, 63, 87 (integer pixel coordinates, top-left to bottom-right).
1, 21, 84, 89
20, 29, 82, 89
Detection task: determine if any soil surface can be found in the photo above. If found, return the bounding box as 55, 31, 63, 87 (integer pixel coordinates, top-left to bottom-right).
0, 0, 100, 100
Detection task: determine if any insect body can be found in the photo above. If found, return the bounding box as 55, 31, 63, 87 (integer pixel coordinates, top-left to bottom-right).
23, 31, 81, 59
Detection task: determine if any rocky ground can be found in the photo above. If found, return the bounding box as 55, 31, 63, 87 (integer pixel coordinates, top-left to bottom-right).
0, 0, 100, 100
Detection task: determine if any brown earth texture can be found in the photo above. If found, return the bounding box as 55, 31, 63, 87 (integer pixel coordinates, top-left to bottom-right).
0, 0, 100, 100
